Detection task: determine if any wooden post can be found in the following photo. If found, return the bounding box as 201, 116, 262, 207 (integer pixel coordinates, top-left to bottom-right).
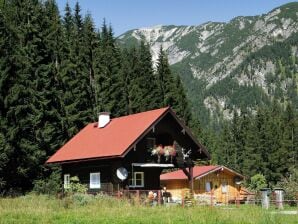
211, 190, 214, 207
181, 191, 184, 208
136, 190, 140, 204
237, 192, 240, 208
189, 166, 194, 194
158, 190, 161, 205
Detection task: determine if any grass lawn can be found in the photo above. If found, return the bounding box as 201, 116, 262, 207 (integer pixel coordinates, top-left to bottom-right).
0, 194, 297, 224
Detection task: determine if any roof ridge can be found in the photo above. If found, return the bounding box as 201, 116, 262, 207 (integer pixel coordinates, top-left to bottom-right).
112, 107, 169, 119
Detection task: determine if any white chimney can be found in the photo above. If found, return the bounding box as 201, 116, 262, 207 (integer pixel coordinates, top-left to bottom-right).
98, 112, 110, 128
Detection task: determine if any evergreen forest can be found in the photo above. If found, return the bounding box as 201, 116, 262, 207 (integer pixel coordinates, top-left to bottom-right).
0, 0, 297, 194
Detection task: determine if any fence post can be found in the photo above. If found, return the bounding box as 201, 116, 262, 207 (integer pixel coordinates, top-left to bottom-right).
181, 191, 184, 208
158, 190, 161, 205
136, 190, 140, 204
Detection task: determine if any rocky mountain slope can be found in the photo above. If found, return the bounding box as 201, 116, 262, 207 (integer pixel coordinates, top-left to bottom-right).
118, 3, 298, 126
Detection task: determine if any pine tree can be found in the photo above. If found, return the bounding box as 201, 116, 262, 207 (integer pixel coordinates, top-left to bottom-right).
93, 21, 125, 117
82, 13, 98, 118
155, 46, 193, 123
242, 112, 262, 177
277, 104, 298, 183
36, 0, 66, 160
59, 2, 93, 138
63, 2, 73, 41
218, 122, 234, 167
156, 46, 175, 107
120, 46, 140, 114
172, 75, 192, 124
135, 41, 160, 111
0, 3, 15, 191
3, 0, 49, 191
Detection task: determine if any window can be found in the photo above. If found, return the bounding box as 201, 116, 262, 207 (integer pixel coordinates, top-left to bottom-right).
64, 174, 70, 189
146, 138, 156, 150
222, 182, 228, 193
90, 172, 101, 189
205, 181, 212, 192
129, 172, 144, 187
134, 172, 144, 187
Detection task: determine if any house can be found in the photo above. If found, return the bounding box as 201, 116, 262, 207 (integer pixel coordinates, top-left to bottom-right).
46, 107, 210, 193
160, 165, 244, 204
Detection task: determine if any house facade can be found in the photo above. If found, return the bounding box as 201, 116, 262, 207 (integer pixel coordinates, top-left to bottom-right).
46, 107, 210, 193
160, 165, 244, 204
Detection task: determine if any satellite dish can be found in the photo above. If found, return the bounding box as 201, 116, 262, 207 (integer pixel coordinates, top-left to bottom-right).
116, 167, 128, 181
234, 176, 242, 185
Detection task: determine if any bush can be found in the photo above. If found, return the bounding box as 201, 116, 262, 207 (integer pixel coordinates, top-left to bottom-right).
248, 174, 267, 192
33, 169, 61, 195
65, 176, 87, 194
61, 176, 89, 208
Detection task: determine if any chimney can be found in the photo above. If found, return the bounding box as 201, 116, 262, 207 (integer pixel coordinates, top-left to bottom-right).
98, 112, 110, 128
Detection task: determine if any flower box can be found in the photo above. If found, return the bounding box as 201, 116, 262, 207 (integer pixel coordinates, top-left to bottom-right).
151, 145, 176, 163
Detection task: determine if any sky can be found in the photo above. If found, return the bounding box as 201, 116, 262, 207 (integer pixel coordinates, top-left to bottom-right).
56, 0, 295, 36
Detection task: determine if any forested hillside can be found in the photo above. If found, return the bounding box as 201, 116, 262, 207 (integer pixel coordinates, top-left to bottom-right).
0, 0, 190, 193
0, 0, 297, 194
118, 3, 298, 127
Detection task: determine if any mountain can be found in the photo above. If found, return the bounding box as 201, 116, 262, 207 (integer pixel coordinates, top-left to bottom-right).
118, 2, 298, 126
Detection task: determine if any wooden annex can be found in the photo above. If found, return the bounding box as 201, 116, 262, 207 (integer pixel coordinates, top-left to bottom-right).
46, 107, 210, 193
160, 165, 245, 204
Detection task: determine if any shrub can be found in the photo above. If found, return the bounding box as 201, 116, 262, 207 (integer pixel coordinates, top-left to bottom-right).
65, 176, 87, 194
33, 169, 61, 195
248, 174, 267, 192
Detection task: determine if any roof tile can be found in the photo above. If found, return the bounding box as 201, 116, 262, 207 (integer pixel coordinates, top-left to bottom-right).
47, 107, 169, 163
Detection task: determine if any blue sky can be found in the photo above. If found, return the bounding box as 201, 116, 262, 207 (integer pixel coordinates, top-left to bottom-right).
56, 0, 295, 36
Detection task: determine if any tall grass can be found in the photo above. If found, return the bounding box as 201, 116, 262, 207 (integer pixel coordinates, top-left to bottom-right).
0, 194, 296, 224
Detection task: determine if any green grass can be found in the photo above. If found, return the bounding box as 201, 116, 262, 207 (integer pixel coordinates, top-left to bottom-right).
0, 195, 297, 224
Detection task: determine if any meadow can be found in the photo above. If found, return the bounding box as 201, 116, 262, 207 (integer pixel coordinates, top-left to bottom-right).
0, 194, 297, 224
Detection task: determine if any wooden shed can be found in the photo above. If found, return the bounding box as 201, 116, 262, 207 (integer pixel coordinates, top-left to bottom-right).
160, 165, 244, 204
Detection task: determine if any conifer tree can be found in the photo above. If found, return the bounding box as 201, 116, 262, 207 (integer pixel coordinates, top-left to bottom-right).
36, 0, 65, 159
3, 0, 49, 191
82, 13, 98, 118
242, 109, 264, 177
59, 2, 93, 138
120, 46, 140, 114
135, 41, 160, 111
0, 3, 15, 191
281, 104, 298, 176
156, 46, 175, 107
93, 21, 125, 117
155, 46, 193, 123
172, 75, 192, 124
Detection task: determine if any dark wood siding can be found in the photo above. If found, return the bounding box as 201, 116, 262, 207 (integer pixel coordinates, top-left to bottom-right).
62, 159, 122, 193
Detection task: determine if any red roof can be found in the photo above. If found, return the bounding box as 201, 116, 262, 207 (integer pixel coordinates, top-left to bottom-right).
160, 165, 220, 180
47, 107, 169, 163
